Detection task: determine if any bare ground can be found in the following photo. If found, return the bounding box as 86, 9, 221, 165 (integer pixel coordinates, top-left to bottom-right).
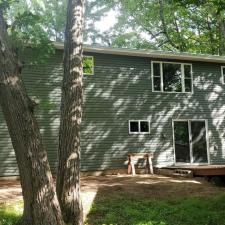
0, 174, 225, 219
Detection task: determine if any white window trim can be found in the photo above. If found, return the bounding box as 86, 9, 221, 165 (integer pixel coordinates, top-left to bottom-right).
83, 55, 94, 75
151, 61, 193, 93
140, 120, 151, 134
221, 66, 225, 84
172, 119, 210, 166
129, 120, 139, 134
129, 120, 150, 134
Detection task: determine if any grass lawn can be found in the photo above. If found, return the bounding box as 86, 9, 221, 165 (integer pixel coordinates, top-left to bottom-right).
0, 202, 23, 225
1, 175, 225, 225
87, 192, 225, 225
2, 194, 225, 225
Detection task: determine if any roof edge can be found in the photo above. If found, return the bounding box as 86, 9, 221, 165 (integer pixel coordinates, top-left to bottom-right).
53, 42, 225, 64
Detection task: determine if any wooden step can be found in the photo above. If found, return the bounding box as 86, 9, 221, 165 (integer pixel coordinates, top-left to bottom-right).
173, 169, 193, 177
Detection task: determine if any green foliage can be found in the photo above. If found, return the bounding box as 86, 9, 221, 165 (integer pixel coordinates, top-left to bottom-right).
0, 202, 22, 225
104, 0, 225, 55
3, 0, 225, 55
86, 193, 225, 225
4, 0, 113, 48
0, 0, 18, 10
23, 0, 67, 42
2, 0, 55, 64
39, 100, 57, 110
10, 11, 52, 47
111, 32, 157, 49
6, 0, 66, 42
83, 56, 94, 75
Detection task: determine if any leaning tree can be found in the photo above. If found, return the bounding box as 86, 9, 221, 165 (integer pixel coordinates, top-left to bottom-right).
0, 2, 64, 225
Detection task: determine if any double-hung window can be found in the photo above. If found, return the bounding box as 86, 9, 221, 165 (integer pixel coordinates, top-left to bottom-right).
152, 61, 193, 93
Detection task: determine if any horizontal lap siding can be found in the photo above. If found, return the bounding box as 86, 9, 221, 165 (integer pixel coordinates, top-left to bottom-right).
23, 52, 63, 172
0, 51, 63, 176
0, 116, 18, 176
81, 54, 225, 170
0, 49, 225, 176
192, 64, 225, 164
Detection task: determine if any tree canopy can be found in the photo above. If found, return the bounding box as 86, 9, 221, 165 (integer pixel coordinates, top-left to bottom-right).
104, 0, 225, 55
2, 0, 225, 55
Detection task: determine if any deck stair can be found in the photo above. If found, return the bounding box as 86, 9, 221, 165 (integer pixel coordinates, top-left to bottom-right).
173, 169, 193, 178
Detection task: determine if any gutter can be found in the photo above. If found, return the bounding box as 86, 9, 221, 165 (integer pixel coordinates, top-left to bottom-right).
54, 42, 225, 64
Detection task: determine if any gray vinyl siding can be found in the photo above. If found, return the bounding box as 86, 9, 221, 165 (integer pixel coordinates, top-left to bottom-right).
0, 49, 225, 176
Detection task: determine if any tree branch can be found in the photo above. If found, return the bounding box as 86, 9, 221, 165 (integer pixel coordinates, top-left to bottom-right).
159, 0, 179, 50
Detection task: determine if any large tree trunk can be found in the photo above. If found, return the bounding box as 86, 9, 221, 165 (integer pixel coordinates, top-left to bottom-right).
56, 0, 84, 224
0, 10, 64, 225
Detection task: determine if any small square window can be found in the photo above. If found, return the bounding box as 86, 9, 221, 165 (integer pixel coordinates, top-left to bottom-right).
83, 56, 94, 75
130, 121, 139, 133
129, 120, 150, 134
140, 121, 149, 133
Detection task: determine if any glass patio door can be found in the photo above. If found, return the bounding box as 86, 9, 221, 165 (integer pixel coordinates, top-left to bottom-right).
174, 120, 208, 164
191, 121, 208, 163
174, 121, 190, 163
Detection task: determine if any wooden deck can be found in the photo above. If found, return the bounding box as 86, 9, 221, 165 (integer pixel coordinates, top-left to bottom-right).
163, 165, 225, 176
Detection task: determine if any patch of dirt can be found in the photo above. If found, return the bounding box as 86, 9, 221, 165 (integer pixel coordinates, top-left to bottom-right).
82, 175, 225, 197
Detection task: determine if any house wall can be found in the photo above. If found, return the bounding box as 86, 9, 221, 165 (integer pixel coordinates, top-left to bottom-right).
0, 49, 225, 176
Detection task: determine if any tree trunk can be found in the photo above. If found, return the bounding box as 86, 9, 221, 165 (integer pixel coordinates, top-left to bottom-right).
219, 16, 225, 55
0, 10, 64, 225
159, 0, 179, 51
56, 0, 84, 225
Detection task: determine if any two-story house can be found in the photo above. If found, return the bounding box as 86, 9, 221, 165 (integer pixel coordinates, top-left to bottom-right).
1, 43, 225, 176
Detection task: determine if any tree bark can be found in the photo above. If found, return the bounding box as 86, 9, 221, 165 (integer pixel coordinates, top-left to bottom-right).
0, 10, 64, 225
56, 0, 84, 225
218, 16, 225, 55
206, 15, 216, 55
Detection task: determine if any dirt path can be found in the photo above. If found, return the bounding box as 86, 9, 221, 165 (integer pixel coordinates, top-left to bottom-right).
1, 175, 225, 219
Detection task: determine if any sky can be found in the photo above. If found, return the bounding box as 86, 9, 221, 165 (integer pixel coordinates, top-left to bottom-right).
95, 9, 117, 32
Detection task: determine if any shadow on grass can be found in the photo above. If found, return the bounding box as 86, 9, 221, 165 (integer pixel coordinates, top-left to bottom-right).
86, 184, 225, 225
0, 202, 22, 225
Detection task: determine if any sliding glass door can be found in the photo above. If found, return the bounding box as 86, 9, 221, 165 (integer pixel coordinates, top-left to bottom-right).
174, 121, 190, 163
191, 121, 208, 163
173, 120, 208, 164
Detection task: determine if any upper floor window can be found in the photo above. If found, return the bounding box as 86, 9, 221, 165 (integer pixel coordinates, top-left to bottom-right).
221, 66, 225, 84
152, 61, 193, 93
83, 56, 94, 75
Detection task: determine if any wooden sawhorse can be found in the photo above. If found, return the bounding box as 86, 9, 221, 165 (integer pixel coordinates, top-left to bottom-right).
127, 153, 154, 175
